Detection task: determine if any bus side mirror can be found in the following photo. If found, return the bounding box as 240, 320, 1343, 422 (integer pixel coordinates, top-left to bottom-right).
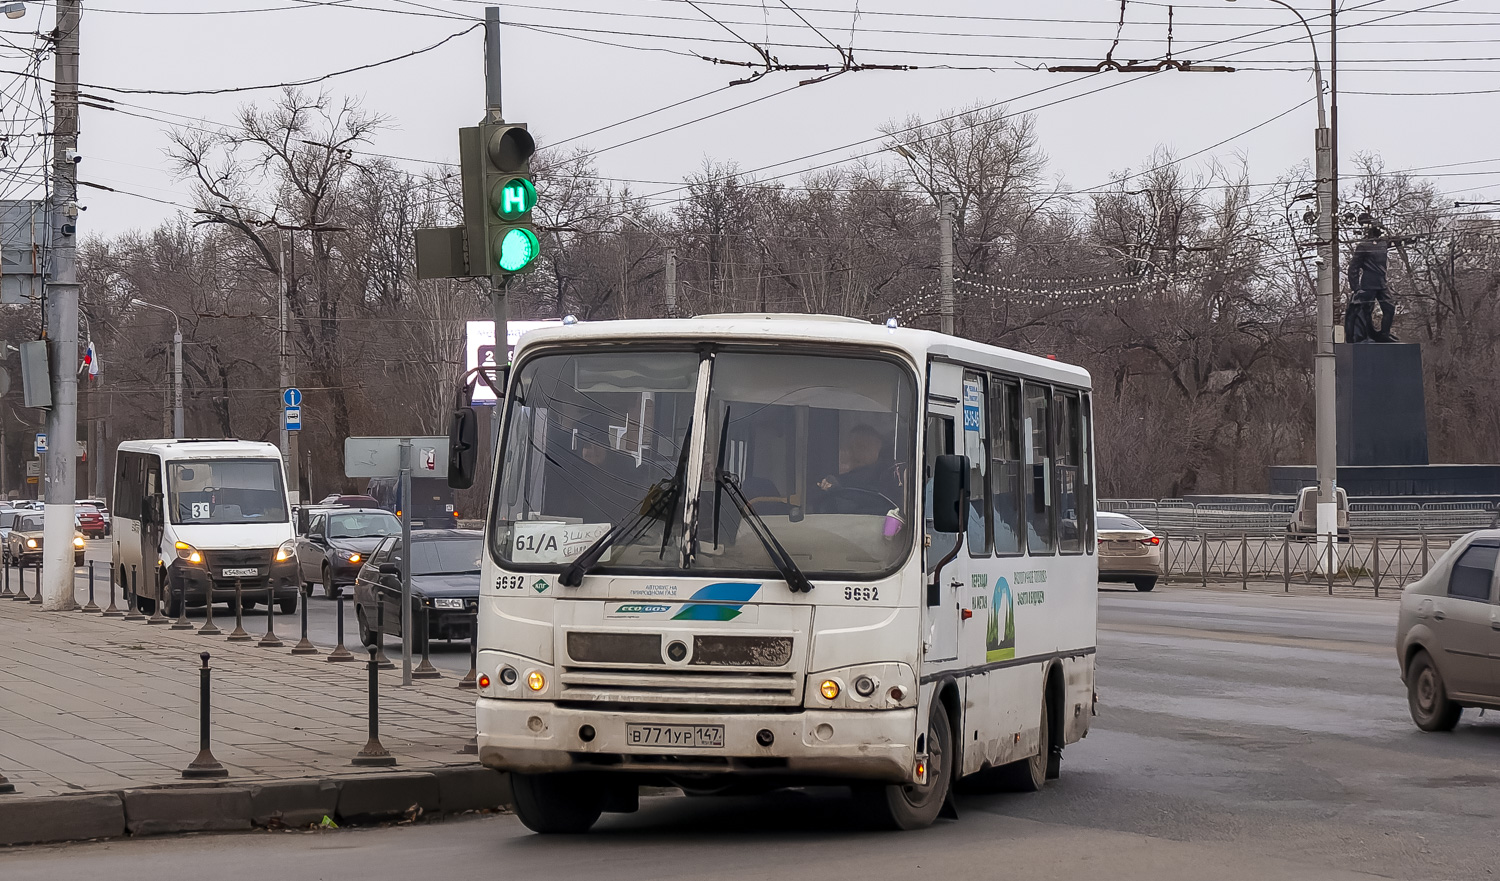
448, 406, 479, 490
932, 455, 970, 534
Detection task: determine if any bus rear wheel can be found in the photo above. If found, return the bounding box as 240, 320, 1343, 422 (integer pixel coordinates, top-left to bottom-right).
510, 772, 604, 834
859, 705, 952, 831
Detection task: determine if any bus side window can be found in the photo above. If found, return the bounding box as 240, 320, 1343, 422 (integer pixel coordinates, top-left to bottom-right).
1023, 382, 1055, 555
1057, 391, 1084, 555
990, 378, 1023, 556
923, 415, 957, 574
963, 372, 991, 557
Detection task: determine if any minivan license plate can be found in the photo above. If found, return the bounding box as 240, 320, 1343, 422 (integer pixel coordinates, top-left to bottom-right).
221, 567, 257, 578
626, 723, 725, 749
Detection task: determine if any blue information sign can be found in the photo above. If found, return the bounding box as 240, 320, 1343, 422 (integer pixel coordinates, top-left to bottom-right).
283, 387, 302, 408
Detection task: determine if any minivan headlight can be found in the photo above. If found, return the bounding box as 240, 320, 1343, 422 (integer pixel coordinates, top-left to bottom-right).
274, 540, 296, 562
174, 540, 203, 564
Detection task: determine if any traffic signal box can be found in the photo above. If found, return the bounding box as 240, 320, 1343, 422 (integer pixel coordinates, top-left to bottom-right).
459, 122, 539, 280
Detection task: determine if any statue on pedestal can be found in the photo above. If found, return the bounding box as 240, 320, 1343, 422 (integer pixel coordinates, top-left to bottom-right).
1344, 213, 1396, 343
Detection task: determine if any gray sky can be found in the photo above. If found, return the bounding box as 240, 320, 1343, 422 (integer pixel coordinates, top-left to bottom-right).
5, 0, 1498, 238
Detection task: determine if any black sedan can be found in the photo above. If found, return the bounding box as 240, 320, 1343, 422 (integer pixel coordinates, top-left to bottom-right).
351, 528, 482, 647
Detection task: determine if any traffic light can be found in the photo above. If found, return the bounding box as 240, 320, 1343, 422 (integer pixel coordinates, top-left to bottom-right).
481, 122, 538, 278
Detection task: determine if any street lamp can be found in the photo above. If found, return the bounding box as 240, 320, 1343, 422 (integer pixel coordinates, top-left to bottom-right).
131, 298, 184, 439
1230, 0, 1338, 561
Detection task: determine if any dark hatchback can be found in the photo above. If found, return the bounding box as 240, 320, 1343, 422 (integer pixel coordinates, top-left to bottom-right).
352, 529, 482, 646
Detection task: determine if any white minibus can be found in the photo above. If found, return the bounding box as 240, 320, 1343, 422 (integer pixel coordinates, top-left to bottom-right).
465, 315, 1098, 832
112, 439, 299, 616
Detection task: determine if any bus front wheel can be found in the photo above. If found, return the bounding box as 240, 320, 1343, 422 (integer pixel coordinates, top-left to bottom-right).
858, 705, 953, 831
510, 772, 604, 834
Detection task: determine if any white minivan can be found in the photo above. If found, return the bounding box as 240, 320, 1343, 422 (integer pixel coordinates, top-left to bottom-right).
112, 439, 299, 616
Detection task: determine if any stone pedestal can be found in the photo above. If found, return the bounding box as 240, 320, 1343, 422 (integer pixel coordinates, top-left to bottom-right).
1336, 342, 1428, 466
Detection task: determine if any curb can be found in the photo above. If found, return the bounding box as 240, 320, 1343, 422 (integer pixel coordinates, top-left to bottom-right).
0, 765, 511, 847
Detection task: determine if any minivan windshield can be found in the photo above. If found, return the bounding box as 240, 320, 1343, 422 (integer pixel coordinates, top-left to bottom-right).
492, 347, 917, 580
168, 459, 289, 524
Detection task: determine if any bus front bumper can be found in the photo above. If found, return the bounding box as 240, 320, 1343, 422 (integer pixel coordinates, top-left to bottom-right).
476, 699, 917, 783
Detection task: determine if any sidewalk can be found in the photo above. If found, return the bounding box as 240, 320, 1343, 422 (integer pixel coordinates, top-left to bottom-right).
0, 593, 500, 843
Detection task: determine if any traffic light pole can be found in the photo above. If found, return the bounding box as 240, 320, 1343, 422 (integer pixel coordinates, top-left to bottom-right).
485, 7, 508, 441
41, 0, 81, 611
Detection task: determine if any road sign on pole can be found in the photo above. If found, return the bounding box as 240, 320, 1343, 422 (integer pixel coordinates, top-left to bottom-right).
34, 433, 46, 454
284, 408, 301, 431
283, 387, 302, 408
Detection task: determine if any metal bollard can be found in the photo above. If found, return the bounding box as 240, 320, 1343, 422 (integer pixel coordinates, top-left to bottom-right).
374, 601, 393, 669
326, 595, 355, 662
12, 561, 29, 602
198, 582, 222, 636
351, 646, 397, 767
258, 588, 283, 648
1326, 541, 1335, 596
170, 580, 193, 630
1199, 536, 1208, 588
226, 579, 251, 642
123, 565, 145, 620
182, 652, 229, 779
412, 606, 441, 679
1282, 535, 1291, 593
459, 617, 478, 689
291, 589, 318, 655
0, 556, 11, 599
146, 567, 169, 624
0, 769, 14, 793
1240, 533, 1248, 591
80, 560, 101, 613
102, 565, 123, 617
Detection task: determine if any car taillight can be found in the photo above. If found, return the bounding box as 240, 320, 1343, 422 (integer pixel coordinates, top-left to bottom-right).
1140, 536, 1161, 546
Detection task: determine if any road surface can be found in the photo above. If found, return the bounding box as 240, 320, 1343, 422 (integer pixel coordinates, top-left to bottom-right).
11, 576, 1496, 880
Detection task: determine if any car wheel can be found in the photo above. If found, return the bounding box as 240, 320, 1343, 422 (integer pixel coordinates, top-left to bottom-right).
1407, 651, 1462, 732
857, 704, 953, 830
356, 606, 377, 647
1134, 576, 1157, 592
323, 566, 339, 599
279, 593, 298, 615
510, 773, 605, 834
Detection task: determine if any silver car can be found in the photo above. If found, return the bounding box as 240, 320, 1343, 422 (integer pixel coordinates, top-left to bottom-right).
1396, 530, 1500, 731
1097, 512, 1163, 592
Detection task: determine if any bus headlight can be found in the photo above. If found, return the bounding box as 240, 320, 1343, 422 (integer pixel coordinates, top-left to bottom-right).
807, 663, 916, 710
274, 540, 296, 562
174, 540, 203, 564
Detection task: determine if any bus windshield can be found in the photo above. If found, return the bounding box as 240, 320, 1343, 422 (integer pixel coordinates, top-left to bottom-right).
168, 459, 289, 524
492, 347, 916, 579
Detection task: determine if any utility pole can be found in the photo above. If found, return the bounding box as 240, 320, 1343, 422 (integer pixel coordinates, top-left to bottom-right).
278, 230, 300, 504
939, 193, 955, 336
665, 249, 678, 317
485, 7, 506, 445
172, 325, 183, 438
41, 0, 80, 611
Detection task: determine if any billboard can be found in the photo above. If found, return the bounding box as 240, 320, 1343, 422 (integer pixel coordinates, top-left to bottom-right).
464, 319, 562, 404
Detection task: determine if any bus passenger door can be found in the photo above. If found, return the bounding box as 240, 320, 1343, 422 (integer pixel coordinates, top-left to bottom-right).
924, 410, 962, 663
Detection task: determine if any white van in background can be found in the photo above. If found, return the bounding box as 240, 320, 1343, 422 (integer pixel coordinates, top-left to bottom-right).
112, 439, 299, 616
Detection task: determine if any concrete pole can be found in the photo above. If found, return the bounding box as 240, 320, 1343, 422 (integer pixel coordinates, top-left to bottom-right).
278, 231, 290, 463
41, 0, 81, 611
172, 326, 184, 439
939, 193, 955, 336
1315, 126, 1338, 565
399, 438, 413, 687
665, 249, 678, 317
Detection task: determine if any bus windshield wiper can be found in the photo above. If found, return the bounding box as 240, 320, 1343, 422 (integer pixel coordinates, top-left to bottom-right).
558, 418, 692, 588
714, 472, 813, 593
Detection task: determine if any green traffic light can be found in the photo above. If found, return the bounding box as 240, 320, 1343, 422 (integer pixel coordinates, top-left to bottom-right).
496, 227, 539, 273
494, 177, 536, 219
